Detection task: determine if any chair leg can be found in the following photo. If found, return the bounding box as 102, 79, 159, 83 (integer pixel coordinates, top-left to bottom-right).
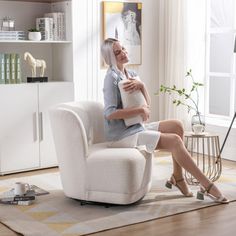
79, 200, 112, 208
80, 200, 88, 206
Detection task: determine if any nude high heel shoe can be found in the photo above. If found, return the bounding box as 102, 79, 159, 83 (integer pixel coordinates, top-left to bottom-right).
165, 174, 193, 197
197, 183, 229, 204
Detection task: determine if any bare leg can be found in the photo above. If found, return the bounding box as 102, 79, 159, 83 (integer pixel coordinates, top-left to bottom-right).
158, 120, 184, 179
156, 131, 226, 199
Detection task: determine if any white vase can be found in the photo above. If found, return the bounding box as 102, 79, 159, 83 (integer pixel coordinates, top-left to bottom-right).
28, 32, 41, 41
191, 113, 205, 132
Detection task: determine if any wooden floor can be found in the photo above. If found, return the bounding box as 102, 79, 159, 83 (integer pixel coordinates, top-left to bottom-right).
1, 154, 236, 236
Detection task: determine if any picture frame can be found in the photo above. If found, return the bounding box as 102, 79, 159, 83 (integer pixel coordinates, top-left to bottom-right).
103, 1, 142, 65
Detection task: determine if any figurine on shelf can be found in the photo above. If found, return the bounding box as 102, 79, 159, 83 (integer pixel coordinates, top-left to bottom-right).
24, 52, 48, 82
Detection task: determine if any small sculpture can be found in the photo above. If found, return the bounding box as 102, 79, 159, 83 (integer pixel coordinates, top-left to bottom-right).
24, 52, 46, 77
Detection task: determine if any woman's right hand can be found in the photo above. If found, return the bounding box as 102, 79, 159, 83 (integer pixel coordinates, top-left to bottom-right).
141, 105, 150, 122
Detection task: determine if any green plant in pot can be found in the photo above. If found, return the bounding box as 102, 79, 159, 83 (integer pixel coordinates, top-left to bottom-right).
158, 69, 205, 132
28, 28, 41, 41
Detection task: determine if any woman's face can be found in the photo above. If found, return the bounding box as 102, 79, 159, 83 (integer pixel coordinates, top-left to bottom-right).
113, 41, 129, 66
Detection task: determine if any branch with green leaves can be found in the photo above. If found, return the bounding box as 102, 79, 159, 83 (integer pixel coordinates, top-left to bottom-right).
157, 69, 204, 115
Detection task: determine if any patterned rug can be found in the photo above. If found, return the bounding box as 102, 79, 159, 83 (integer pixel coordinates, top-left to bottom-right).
0, 157, 236, 236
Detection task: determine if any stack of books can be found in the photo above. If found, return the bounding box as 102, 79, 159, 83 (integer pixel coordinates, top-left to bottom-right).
0, 31, 26, 41
35, 12, 66, 41
0, 53, 21, 84
44, 12, 65, 41
0, 189, 36, 205
36, 18, 53, 41
0, 185, 49, 206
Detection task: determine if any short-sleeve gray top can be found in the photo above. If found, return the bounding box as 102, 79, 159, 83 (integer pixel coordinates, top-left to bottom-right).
103, 66, 144, 141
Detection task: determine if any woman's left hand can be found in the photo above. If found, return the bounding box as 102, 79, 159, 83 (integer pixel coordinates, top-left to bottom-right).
122, 78, 144, 93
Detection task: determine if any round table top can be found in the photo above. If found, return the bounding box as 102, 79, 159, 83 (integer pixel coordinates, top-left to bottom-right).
184, 131, 219, 138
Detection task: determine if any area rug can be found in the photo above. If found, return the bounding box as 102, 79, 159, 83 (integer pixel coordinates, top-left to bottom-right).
0, 157, 236, 236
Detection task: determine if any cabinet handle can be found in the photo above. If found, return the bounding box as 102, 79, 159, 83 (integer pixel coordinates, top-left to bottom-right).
33, 112, 38, 142
39, 112, 43, 142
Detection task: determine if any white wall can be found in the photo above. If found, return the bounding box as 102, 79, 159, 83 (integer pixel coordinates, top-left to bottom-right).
71, 0, 236, 161
72, 0, 159, 121
206, 122, 236, 161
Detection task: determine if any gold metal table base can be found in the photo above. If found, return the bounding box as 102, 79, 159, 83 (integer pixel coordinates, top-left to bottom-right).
184, 132, 222, 185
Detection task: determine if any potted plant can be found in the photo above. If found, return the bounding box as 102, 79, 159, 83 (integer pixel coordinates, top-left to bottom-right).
28, 28, 41, 41
158, 69, 205, 131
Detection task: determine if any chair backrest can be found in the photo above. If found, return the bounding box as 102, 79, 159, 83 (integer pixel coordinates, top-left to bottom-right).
49, 101, 105, 199
57, 101, 106, 144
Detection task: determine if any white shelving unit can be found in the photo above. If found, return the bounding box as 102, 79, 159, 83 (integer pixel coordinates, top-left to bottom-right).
0, 0, 74, 174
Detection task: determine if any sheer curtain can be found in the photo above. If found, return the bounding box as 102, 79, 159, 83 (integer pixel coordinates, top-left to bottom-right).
157, 0, 188, 126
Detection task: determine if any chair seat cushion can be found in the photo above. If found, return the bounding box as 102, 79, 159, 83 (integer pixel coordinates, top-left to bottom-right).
87, 143, 147, 194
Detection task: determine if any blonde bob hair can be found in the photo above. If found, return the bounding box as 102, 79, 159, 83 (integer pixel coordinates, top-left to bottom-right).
101, 38, 119, 68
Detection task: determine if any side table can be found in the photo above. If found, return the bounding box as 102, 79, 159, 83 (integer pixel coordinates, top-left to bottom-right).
184, 132, 222, 185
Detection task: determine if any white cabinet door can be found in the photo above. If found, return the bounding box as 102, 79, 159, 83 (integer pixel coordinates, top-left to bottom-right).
38, 82, 74, 167
0, 84, 39, 174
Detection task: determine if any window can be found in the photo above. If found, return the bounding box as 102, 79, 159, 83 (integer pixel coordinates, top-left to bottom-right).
206, 0, 236, 120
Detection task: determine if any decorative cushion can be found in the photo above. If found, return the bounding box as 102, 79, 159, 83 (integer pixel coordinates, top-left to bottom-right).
118, 79, 147, 126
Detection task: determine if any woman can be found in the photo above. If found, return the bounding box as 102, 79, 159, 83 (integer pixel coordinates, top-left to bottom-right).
101, 38, 229, 203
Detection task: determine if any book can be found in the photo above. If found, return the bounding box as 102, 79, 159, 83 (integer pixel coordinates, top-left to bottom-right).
30, 185, 49, 196
15, 54, 21, 84
10, 53, 16, 84
4, 54, 10, 84
0, 53, 5, 84
57, 12, 65, 40
44, 12, 58, 40
0, 199, 34, 205
36, 17, 53, 41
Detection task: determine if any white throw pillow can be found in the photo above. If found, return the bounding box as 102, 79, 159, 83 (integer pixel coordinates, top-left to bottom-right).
118, 79, 147, 126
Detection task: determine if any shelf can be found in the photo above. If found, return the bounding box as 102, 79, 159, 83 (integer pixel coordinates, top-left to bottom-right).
0, 40, 72, 44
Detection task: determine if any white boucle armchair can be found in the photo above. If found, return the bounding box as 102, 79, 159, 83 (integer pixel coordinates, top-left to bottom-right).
49, 101, 152, 205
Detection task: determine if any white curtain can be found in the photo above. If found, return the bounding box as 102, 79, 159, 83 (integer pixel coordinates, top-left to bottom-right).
157, 0, 188, 126
157, 0, 207, 130
185, 0, 206, 116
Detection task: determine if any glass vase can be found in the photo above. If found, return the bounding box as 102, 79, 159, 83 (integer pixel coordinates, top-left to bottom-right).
191, 113, 205, 132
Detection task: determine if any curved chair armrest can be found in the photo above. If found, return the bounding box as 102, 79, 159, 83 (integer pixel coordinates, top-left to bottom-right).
58, 107, 89, 156
50, 107, 89, 158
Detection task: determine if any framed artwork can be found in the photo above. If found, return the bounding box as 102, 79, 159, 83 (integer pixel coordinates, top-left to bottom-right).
103, 1, 142, 65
